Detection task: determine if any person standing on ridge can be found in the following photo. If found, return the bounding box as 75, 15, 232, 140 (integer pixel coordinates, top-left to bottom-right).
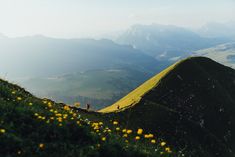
86, 104, 90, 111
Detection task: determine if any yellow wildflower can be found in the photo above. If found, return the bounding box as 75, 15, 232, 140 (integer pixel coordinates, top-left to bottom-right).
165, 147, 171, 153
116, 127, 120, 131
148, 133, 154, 138
151, 139, 156, 144
63, 105, 70, 111
160, 141, 166, 147
122, 129, 127, 133
123, 134, 128, 138
17, 97, 22, 101
56, 113, 62, 117
57, 117, 63, 122
101, 137, 106, 141
0, 129, 6, 133
113, 121, 118, 125
28, 102, 33, 106
127, 129, 132, 134
39, 143, 44, 149
135, 136, 140, 140
137, 128, 143, 135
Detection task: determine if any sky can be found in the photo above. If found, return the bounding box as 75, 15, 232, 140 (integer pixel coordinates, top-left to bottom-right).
0, 0, 234, 38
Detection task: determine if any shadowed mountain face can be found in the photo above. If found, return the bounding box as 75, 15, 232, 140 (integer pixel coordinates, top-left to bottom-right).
106, 57, 235, 157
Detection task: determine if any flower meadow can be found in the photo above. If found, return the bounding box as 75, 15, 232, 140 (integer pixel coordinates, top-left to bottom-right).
0, 79, 178, 157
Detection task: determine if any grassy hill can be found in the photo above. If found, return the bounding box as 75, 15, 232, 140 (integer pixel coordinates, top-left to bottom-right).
99, 60, 182, 113
101, 57, 235, 157
0, 78, 175, 157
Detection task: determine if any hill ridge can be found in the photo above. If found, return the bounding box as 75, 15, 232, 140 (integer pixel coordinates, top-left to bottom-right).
99, 57, 208, 113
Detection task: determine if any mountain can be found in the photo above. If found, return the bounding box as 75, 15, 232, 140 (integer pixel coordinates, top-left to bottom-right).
194, 42, 235, 69
197, 22, 235, 39
0, 35, 163, 78
100, 57, 235, 157
0, 35, 169, 108
116, 24, 229, 60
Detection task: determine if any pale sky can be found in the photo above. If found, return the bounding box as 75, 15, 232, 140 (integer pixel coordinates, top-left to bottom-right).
0, 0, 234, 38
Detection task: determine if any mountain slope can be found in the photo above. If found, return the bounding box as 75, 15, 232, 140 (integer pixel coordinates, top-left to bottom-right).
0, 78, 175, 157
99, 61, 180, 112
102, 57, 235, 157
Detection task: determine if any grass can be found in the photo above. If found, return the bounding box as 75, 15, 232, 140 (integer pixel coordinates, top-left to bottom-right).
0, 78, 176, 157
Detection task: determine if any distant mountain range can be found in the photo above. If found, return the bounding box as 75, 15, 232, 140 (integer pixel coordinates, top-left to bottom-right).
0, 35, 163, 78
197, 22, 235, 39
116, 24, 231, 61
193, 42, 235, 69
101, 57, 235, 157
0, 35, 169, 108
0, 23, 234, 108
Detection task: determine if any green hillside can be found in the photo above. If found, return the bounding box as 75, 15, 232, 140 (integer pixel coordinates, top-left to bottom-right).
102, 57, 235, 157
0, 78, 175, 157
